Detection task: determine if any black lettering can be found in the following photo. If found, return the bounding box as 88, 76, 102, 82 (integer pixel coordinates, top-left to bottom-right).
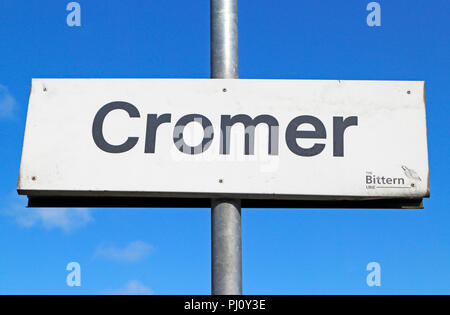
92, 101, 140, 153
173, 114, 214, 155
333, 116, 358, 157
285, 115, 326, 157
220, 114, 279, 155
145, 114, 171, 153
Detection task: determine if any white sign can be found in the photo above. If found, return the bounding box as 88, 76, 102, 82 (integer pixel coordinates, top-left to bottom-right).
18, 79, 429, 207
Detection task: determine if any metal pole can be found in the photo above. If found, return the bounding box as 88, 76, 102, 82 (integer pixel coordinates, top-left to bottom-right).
211, 0, 239, 79
210, 0, 242, 295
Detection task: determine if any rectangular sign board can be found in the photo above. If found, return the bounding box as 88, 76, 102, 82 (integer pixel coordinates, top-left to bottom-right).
18, 79, 429, 208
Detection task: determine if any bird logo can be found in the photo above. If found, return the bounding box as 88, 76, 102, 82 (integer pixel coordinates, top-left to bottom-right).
401, 166, 421, 181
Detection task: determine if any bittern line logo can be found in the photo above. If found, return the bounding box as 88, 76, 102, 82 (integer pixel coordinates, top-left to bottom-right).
92, 101, 359, 158
365, 166, 421, 190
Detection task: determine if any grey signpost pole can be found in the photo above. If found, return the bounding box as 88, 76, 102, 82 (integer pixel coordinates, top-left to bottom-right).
210, 0, 242, 295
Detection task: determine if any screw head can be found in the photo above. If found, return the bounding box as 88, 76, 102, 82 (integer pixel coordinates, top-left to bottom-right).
31, 176, 37, 181
218, 179, 224, 184
407, 90, 411, 94
222, 88, 227, 93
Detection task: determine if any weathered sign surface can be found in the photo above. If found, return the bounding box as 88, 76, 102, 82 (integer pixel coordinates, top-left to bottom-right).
18, 79, 429, 208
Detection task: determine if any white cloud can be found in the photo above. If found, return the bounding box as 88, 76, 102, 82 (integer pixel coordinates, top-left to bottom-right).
3, 195, 93, 232
17, 208, 93, 232
0, 84, 17, 118
110, 280, 153, 295
95, 241, 153, 262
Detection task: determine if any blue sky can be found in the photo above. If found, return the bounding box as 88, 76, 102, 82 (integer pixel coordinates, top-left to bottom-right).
0, 0, 449, 294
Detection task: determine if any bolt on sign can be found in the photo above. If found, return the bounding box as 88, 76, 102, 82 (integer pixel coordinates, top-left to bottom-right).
18, 79, 429, 208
